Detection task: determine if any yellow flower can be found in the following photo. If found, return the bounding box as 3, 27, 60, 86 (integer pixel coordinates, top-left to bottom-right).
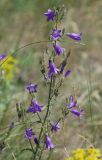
64, 148, 102, 160
0, 55, 19, 80
86, 148, 101, 157
73, 148, 85, 160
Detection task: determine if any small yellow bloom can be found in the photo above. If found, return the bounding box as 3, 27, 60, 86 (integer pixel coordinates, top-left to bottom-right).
0, 55, 19, 80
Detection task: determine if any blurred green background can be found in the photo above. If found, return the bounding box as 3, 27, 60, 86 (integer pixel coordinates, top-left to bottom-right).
0, 0, 102, 160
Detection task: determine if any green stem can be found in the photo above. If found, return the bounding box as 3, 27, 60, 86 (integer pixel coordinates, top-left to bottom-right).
0, 40, 50, 67
38, 143, 45, 160
22, 115, 35, 156
37, 112, 42, 123
46, 149, 53, 160
33, 76, 53, 160
28, 139, 35, 155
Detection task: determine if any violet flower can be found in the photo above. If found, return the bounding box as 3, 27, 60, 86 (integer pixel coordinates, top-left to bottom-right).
27, 99, 43, 113
66, 95, 77, 109
34, 134, 39, 145
44, 9, 56, 21
25, 128, 33, 139
64, 70, 71, 78
50, 29, 61, 41
66, 32, 82, 41
48, 60, 59, 78
51, 122, 61, 132
0, 54, 6, 61
45, 135, 55, 150
27, 83, 38, 93
70, 108, 84, 118
53, 44, 64, 56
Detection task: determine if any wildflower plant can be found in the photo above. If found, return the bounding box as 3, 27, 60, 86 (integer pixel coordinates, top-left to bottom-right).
0, 6, 84, 160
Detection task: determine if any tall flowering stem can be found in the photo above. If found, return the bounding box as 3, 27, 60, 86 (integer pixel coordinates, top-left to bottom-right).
34, 76, 53, 160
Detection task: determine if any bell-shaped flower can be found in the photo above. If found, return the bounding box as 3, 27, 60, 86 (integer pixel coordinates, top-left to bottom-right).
70, 108, 84, 118
66, 32, 82, 41
66, 95, 77, 109
25, 128, 33, 140
27, 99, 43, 113
48, 60, 59, 78
53, 44, 64, 56
64, 70, 71, 78
50, 29, 61, 41
45, 135, 55, 150
34, 134, 39, 145
44, 9, 56, 21
27, 83, 38, 93
51, 122, 61, 132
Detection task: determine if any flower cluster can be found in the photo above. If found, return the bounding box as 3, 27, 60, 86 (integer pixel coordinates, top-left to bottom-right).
65, 148, 102, 160
44, 8, 82, 80
25, 82, 61, 149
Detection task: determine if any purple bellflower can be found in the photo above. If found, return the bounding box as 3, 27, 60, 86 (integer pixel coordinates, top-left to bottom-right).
50, 29, 61, 41
34, 134, 39, 145
44, 9, 56, 21
0, 54, 6, 61
70, 109, 83, 117
45, 135, 55, 150
53, 44, 65, 56
25, 128, 33, 139
70, 108, 84, 118
51, 122, 61, 132
60, 62, 66, 74
27, 83, 38, 93
27, 99, 43, 113
66, 32, 82, 41
48, 60, 59, 78
66, 95, 77, 109
64, 70, 71, 78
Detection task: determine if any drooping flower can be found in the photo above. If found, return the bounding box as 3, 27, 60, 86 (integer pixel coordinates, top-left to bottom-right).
45, 135, 55, 150
66, 95, 77, 109
53, 44, 64, 56
25, 128, 33, 139
27, 83, 38, 93
48, 60, 59, 78
34, 134, 39, 145
66, 32, 82, 41
0, 54, 6, 62
64, 70, 71, 78
44, 9, 56, 21
50, 29, 61, 41
27, 99, 43, 113
70, 108, 84, 118
51, 122, 61, 132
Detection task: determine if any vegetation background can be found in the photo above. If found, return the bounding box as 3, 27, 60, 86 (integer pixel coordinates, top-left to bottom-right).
0, 0, 102, 160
